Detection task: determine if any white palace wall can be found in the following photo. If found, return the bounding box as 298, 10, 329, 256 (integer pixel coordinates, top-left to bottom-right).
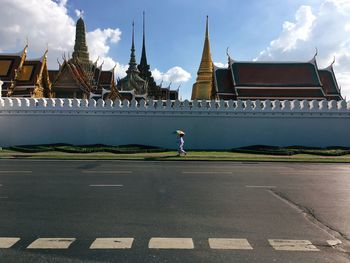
0, 98, 349, 149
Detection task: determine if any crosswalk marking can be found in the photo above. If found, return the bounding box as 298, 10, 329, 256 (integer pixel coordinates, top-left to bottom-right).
0, 237, 20, 248
268, 239, 319, 251
27, 238, 76, 249
149, 238, 194, 249
0, 236, 325, 252
208, 238, 253, 250
90, 238, 134, 249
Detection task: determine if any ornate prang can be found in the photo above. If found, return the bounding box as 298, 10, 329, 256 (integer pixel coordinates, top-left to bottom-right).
72, 16, 90, 64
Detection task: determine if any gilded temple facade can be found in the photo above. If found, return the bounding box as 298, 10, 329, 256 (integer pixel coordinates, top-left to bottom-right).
0, 14, 178, 100
50, 17, 119, 100
0, 45, 51, 98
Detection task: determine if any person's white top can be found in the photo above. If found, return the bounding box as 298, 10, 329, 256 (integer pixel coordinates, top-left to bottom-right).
179, 137, 184, 146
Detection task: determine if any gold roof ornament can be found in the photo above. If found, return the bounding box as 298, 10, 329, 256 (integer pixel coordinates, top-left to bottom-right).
191, 16, 214, 100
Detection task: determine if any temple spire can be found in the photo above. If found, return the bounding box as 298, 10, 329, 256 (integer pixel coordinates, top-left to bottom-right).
72, 15, 90, 64
127, 21, 138, 73
140, 11, 148, 67
191, 16, 214, 100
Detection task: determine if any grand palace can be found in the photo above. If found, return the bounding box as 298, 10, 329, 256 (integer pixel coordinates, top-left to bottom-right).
0, 15, 343, 101
0, 14, 179, 101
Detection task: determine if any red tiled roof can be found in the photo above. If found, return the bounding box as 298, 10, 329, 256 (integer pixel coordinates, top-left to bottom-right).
318, 69, 341, 98
99, 71, 113, 85
236, 88, 325, 98
231, 62, 322, 87
48, 70, 59, 83
214, 68, 235, 95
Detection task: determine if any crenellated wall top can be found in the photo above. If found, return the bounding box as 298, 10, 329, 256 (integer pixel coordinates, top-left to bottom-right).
0, 98, 349, 113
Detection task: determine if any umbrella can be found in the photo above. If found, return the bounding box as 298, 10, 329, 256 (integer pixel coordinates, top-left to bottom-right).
174, 130, 185, 135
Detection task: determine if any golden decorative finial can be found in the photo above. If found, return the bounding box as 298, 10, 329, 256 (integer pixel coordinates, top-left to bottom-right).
191, 16, 214, 100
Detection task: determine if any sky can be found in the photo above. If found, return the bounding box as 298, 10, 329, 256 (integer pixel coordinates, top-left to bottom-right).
0, 0, 349, 100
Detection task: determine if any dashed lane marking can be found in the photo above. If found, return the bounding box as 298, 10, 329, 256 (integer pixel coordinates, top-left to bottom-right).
268, 239, 320, 251
89, 184, 123, 187
27, 238, 76, 249
82, 171, 132, 174
0, 237, 20, 248
209, 238, 253, 250
246, 185, 276, 188
0, 171, 32, 173
90, 238, 134, 249
327, 239, 342, 246
149, 238, 194, 249
182, 171, 232, 174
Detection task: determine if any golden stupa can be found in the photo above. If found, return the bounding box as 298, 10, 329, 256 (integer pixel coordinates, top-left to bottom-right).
191, 16, 214, 100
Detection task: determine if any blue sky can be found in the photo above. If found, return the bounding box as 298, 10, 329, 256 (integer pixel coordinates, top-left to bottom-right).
1, 0, 349, 99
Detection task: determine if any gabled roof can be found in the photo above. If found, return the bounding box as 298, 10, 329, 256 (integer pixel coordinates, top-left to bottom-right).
0, 46, 27, 81
318, 64, 342, 99
214, 66, 235, 95
48, 70, 59, 83
230, 60, 322, 87
99, 71, 113, 86
16, 59, 43, 85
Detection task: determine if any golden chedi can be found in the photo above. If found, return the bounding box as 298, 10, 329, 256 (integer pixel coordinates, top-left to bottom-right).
191, 16, 214, 100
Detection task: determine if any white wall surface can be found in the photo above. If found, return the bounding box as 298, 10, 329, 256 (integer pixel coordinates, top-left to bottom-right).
0, 98, 349, 149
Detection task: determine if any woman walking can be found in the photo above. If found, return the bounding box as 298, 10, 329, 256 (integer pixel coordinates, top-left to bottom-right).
177, 132, 187, 156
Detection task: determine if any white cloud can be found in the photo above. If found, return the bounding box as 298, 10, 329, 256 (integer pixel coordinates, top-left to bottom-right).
214, 62, 228, 68
86, 28, 122, 71
75, 9, 82, 18
152, 66, 191, 84
0, 0, 125, 75
256, 0, 350, 99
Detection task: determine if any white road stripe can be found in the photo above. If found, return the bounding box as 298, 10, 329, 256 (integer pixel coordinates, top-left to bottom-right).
89, 184, 123, 187
246, 185, 276, 188
0, 237, 20, 248
0, 171, 32, 173
327, 239, 342, 246
0, 197, 8, 199
90, 238, 134, 249
82, 171, 132, 174
268, 239, 319, 251
27, 238, 76, 249
182, 171, 232, 174
209, 238, 253, 250
149, 238, 194, 249
0, 184, 2, 186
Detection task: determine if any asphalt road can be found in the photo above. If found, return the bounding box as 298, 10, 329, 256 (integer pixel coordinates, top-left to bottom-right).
0, 160, 349, 263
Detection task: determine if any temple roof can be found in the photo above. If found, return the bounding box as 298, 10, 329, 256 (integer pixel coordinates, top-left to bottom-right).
318, 65, 341, 99
230, 61, 322, 87
99, 71, 113, 86
214, 67, 235, 95
0, 45, 27, 81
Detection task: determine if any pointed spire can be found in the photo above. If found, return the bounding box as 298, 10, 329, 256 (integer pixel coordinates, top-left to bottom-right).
191, 16, 214, 100
72, 15, 90, 64
127, 20, 138, 73
140, 11, 148, 67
